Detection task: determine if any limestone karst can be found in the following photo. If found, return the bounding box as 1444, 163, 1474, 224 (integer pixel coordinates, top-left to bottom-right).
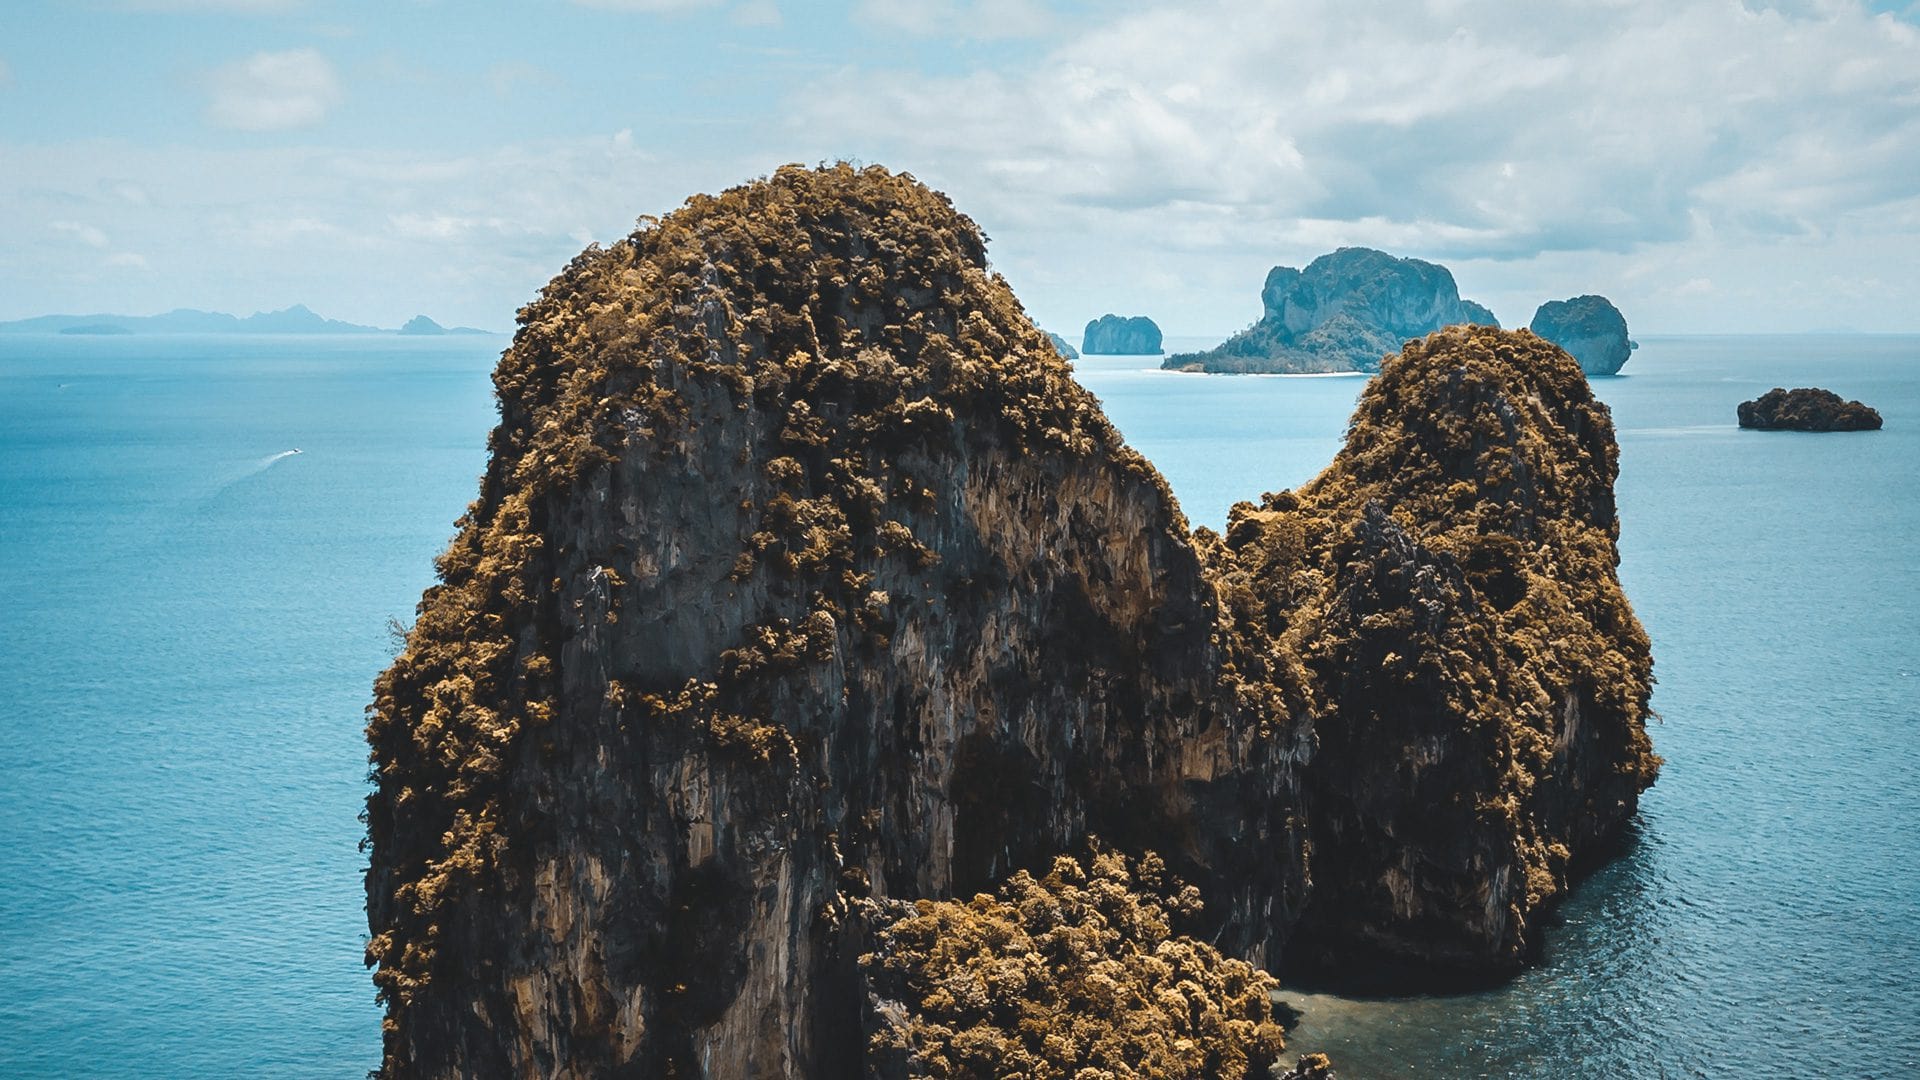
1529, 295, 1636, 376
1081, 313, 1163, 354
1164, 248, 1499, 374
366, 165, 1656, 1078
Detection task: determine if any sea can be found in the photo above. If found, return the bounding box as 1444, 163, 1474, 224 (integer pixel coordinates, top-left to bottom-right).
0, 331, 1914, 1078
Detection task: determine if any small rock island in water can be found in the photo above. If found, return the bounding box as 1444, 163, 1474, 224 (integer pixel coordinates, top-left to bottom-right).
1528, 295, 1636, 375
1164, 247, 1499, 373
1081, 313, 1163, 354
365, 164, 1657, 1078
1047, 331, 1079, 359
1738, 387, 1883, 431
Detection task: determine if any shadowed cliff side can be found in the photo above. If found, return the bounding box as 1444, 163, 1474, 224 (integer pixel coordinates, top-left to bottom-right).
365, 163, 1306, 1079
1204, 325, 1660, 975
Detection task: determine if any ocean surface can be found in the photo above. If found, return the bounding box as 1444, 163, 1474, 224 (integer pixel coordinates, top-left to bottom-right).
1, 331, 1915, 1077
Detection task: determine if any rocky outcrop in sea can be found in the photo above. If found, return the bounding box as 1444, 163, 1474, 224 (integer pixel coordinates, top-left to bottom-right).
1738, 387, 1883, 431
1081, 313, 1163, 354
1164, 248, 1499, 374
1528, 295, 1635, 376
1206, 325, 1659, 973
366, 165, 1657, 1077
1047, 331, 1078, 359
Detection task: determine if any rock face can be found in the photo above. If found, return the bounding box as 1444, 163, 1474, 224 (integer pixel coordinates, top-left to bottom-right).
1528, 296, 1635, 376
367, 167, 1657, 1077
1738, 387, 1883, 431
365, 164, 1304, 1079
1164, 248, 1498, 374
1205, 325, 1659, 974
1047, 331, 1079, 359
1081, 314, 1163, 354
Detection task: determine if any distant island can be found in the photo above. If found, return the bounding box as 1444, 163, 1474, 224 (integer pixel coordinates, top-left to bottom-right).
1163, 247, 1499, 374
1738, 387, 1883, 431
399, 315, 493, 336
0, 305, 497, 336
1529, 295, 1635, 375
1047, 332, 1079, 360
1082, 314, 1163, 354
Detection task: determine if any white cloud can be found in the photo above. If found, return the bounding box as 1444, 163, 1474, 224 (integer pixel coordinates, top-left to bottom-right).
0, 132, 765, 327
205, 49, 342, 131
794, 0, 1920, 331
51, 221, 110, 248
8, 0, 1918, 335
804, 1, 1920, 254
104, 252, 152, 270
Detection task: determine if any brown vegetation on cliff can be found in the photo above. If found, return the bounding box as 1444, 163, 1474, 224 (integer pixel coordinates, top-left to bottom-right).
859, 848, 1284, 1080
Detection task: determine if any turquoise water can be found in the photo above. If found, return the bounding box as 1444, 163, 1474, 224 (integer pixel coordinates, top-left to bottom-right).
2, 333, 1915, 1077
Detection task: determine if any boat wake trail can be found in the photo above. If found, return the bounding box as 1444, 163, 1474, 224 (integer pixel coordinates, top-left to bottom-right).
205, 449, 303, 502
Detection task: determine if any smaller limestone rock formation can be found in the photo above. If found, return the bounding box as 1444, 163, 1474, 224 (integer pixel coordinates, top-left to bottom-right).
1165, 248, 1498, 374
399, 315, 447, 335
1738, 387, 1883, 431
1528, 296, 1635, 376
1047, 332, 1079, 359
1082, 314, 1163, 354
1205, 324, 1659, 975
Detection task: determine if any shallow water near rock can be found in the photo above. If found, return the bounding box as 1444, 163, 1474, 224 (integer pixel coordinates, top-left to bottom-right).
1, 332, 1915, 1076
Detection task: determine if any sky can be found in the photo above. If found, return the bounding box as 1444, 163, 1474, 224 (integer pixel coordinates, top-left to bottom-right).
2, 0, 1918, 335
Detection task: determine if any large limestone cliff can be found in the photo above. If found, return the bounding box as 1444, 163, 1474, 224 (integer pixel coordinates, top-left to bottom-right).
367, 166, 1656, 1077
365, 164, 1303, 1078
1164, 248, 1499, 374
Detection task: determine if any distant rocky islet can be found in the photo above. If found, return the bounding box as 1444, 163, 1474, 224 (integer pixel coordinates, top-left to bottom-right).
1081, 313, 1163, 354
0, 305, 495, 336
1151, 248, 1652, 381
1528, 295, 1636, 376
1162, 248, 1502, 374
1738, 387, 1883, 431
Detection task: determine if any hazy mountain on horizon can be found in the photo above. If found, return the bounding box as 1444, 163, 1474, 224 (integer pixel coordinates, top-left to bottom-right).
0, 304, 500, 336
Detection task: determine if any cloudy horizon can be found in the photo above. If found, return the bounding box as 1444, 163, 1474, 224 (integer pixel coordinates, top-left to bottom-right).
4, 0, 1918, 335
